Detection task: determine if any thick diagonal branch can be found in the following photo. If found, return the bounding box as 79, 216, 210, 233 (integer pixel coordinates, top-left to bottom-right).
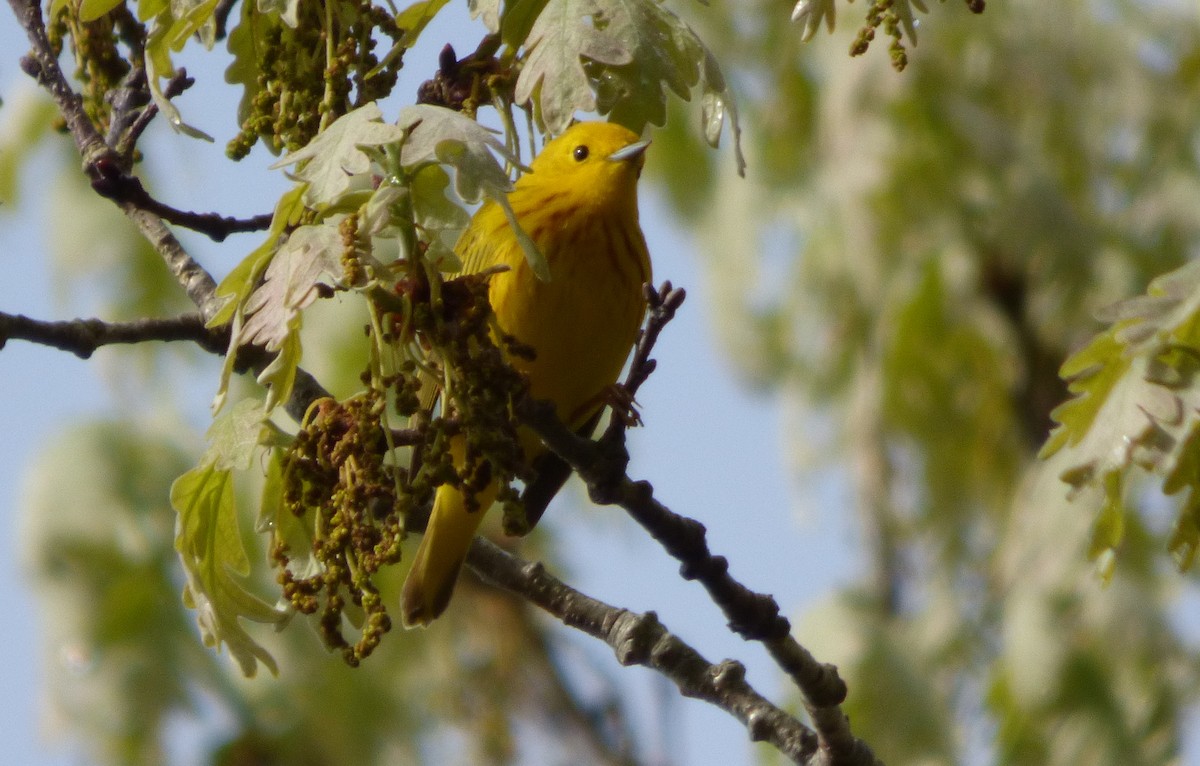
467, 538, 822, 764
517, 280, 880, 766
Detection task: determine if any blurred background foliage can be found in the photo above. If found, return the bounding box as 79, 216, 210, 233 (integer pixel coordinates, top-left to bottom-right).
661, 1, 1200, 764
7, 0, 1200, 764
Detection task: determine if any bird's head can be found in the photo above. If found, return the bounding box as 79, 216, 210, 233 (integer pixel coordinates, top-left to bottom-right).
523, 122, 650, 206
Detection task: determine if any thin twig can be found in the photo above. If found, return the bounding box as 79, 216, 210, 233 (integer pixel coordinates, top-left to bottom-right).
467, 537, 822, 764
89, 164, 274, 242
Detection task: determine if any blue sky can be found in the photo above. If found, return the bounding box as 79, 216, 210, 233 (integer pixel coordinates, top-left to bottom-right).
0, 8, 857, 765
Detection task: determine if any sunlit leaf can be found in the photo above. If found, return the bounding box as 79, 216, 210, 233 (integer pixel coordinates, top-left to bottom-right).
272, 102, 407, 206
241, 223, 344, 350
395, 0, 452, 45
171, 460, 285, 677
514, 0, 632, 134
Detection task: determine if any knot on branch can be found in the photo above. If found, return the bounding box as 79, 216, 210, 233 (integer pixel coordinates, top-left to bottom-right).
799, 662, 849, 708
709, 659, 747, 691
609, 609, 662, 666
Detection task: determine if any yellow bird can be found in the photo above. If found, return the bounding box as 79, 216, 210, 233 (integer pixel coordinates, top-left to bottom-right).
401, 121, 653, 627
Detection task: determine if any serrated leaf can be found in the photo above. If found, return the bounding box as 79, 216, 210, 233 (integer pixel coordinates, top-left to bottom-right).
258, 318, 302, 412
225, 0, 281, 139
397, 104, 518, 202
411, 164, 468, 270
272, 103, 407, 206
171, 461, 284, 677
1040, 332, 1128, 459
514, 0, 632, 134
206, 398, 269, 470
469, 0, 501, 31
209, 185, 307, 328
791, 0, 836, 42
516, 0, 743, 171
241, 223, 344, 350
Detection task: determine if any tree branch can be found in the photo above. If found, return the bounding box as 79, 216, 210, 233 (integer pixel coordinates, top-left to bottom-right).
0, 311, 228, 358
467, 538, 822, 764
89, 163, 274, 242
8, 0, 328, 423
11, 0, 225, 316
517, 282, 881, 766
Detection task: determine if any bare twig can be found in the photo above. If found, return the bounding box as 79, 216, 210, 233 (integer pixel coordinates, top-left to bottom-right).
467, 538, 822, 764
89, 163, 275, 242
0, 312, 227, 358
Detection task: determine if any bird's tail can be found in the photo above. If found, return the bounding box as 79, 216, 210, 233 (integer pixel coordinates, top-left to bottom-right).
401, 480, 496, 627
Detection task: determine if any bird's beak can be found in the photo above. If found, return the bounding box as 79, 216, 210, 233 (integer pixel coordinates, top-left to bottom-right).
608, 140, 651, 163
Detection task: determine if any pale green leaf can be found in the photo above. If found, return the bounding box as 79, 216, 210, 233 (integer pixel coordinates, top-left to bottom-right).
209, 184, 308, 328
397, 103, 518, 202
79, 0, 125, 22
272, 103, 407, 206
396, 0, 452, 45
514, 0, 632, 134
258, 0, 300, 26
258, 318, 302, 412
468, 0, 501, 32
240, 223, 344, 350
411, 164, 468, 270
790, 0, 836, 41
171, 461, 284, 677
500, 0, 550, 46
205, 398, 269, 471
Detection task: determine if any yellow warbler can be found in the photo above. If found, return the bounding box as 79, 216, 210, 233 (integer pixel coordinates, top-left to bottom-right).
401, 121, 653, 627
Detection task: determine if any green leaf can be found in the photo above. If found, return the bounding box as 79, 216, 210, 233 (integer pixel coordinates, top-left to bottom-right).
410, 164, 469, 270
79, 0, 125, 22
397, 103, 518, 202
1044, 259, 1200, 574
515, 0, 743, 170
209, 184, 308, 328
257, 317, 303, 413
514, 0, 632, 134
469, 0, 501, 32
144, 0, 220, 142
240, 222, 344, 350
225, 0, 280, 140
206, 398, 270, 471
394, 105, 550, 276
500, 0, 550, 47
396, 0, 452, 44
259, 0, 301, 26
272, 102, 407, 206
171, 461, 284, 677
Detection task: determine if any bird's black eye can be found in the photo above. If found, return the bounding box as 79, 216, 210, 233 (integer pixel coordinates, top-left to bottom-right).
573, 145, 589, 162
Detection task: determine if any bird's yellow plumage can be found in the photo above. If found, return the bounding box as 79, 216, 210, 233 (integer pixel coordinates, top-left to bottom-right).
401, 121, 653, 627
